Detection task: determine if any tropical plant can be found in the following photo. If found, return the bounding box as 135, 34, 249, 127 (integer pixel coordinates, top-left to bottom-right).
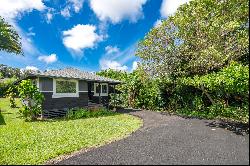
17, 79, 44, 120
0, 77, 16, 97
65, 107, 115, 119
0, 16, 22, 55
5, 85, 17, 108
97, 68, 164, 110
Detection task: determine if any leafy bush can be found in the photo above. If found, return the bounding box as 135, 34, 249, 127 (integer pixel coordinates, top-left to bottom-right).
65, 107, 116, 120
0, 77, 16, 97
5, 86, 17, 108
97, 68, 164, 111
17, 79, 44, 120
182, 62, 249, 99
160, 62, 249, 123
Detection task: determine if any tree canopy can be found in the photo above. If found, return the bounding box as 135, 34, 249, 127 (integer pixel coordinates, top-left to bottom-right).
136, 0, 249, 78
0, 16, 22, 55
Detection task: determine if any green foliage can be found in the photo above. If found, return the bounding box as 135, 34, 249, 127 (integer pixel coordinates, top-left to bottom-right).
17, 79, 44, 120
97, 68, 164, 111
164, 63, 249, 123
0, 98, 142, 164
0, 64, 24, 79
5, 86, 17, 108
97, 69, 128, 80
0, 16, 22, 55
137, 0, 249, 77
134, 0, 249, 123
182, 62, 249, 103
65, 107, 116, 120
0, 77, 16, 97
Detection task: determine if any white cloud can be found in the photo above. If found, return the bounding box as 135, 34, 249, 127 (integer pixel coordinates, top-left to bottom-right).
60, 0, 84, 18
62, 24, 103, 54
160, 0, 190, 18
154, 19, 162, 27
25, 66, 39, 71
27, 27, 35, 36
38, 54, 58, 64
105, 46, 119, 54
61, 7, 71, 18
69, 0, 84, 13
132, 61, 138, 71
0, 0, 46, 20
89, 0, 147, 24
99, 44, 137, 72
45, 8, 55, 23
100, 60, 128, 71
46, 12, 53, 23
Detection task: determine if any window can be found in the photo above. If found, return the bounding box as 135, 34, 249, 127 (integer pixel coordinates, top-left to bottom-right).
52, 79, 79, 98
102, 84, 107, 93
56, 80, 76, 93
94, 83, 108, 96
96, 84, 101, 93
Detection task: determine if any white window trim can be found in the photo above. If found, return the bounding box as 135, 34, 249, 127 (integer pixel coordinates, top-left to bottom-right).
79, 90, 88, 93
94, 83, 108, 96
37, 77, 39, 90
52, 78, 79, 98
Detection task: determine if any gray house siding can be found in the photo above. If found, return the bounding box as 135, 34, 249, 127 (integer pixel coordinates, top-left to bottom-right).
37, 77, 111, 118
41, 92, 88, 110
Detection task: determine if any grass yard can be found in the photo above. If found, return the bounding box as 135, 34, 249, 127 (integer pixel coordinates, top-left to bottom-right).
0, 98, 142, 165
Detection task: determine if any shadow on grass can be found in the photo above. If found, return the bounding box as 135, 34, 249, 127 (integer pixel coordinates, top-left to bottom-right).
0, 111, 6, 125
205, 120, 249, 136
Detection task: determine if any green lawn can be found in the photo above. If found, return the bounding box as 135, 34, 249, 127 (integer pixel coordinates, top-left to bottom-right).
0, 98, 142, 165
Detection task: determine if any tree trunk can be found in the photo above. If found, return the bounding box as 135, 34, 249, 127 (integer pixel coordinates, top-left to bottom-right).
200, 84, 215, 105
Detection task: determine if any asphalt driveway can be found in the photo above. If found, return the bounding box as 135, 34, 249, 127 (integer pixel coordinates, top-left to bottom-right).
55, 109, 249, 165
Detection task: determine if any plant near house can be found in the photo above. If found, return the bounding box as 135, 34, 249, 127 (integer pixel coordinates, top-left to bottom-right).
65, 107, 116, 120
5, 86, 17, 108
17, 79, 44, 120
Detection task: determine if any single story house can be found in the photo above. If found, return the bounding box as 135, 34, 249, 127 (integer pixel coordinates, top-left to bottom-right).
27, 68, 121, 117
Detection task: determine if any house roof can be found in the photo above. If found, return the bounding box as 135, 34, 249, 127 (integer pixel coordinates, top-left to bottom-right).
28, 68, 121, 84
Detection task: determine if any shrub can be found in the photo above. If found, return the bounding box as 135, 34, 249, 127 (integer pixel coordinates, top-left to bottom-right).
5, 86, 17, 108
17, 79, 44, 120
65, 107, 116, 120
163, 62, 249, 123
0, 77, 16, 97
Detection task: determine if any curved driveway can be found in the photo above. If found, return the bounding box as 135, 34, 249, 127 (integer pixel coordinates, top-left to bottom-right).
56, 109, 249, 165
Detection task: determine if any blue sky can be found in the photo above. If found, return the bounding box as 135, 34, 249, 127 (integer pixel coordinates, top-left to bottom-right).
0, 0, 189, 72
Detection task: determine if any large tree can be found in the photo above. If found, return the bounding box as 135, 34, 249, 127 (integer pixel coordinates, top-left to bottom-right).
136, 0, 249, 78
0, 16, 22, 55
